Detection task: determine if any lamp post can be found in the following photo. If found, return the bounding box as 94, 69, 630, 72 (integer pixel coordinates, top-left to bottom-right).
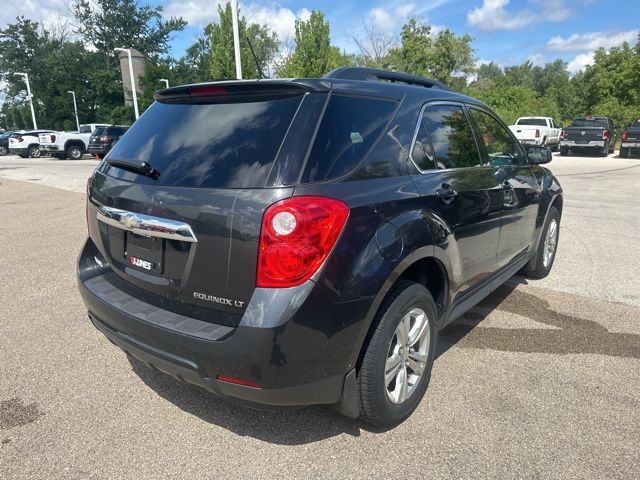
231, 0, 242, 79
68, 90, 80, 131
13, 72, 37, 129
114, 48, 140, 119
159, 78, 169, 88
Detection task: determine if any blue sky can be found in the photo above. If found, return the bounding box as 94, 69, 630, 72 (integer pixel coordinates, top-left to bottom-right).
1, 0, 639, 74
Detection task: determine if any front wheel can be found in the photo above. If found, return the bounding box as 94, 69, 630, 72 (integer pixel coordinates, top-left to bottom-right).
521, 206, 560, 279
358, 280, 438, 427
0, 145, 7, 156
28, 146, 40, 158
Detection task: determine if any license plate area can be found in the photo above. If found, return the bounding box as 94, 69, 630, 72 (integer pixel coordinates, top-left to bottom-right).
124, 232, 164, 274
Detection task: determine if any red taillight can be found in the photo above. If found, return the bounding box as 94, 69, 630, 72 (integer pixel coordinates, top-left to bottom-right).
535, 129, 540, 139
17, 135, 24, 142
190, 85, 227, 97
217, 374, 260, 388
51, 134, 56, 143
257, 196, 349, 288
100, 135, 109, 142
622, 130, 628, 141
602, 130, 609, 140
560, 130, 565, 140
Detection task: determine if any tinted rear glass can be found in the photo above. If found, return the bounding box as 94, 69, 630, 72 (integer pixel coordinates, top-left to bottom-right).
571, 118, 608, 128
300, 95, 397, 182
516, 118, 547, 126
104, 96, 302, 188
92, 127, 107, 137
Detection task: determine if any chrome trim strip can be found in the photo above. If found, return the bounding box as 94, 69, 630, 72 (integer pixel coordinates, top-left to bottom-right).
97, 206, 198, 243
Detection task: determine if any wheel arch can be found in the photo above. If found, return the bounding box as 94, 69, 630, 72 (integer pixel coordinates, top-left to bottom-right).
64, 139, 85, 153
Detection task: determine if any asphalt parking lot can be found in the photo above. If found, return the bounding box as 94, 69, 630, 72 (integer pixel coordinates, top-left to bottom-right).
1, 153, 639, 479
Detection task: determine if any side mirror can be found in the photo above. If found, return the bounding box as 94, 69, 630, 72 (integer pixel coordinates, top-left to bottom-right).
526, 145, 552, 164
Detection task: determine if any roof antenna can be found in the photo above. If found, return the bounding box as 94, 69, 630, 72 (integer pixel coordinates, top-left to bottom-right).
245, 37, 266, 79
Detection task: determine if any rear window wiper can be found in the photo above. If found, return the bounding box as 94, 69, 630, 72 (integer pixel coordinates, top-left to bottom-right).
107, 159, 160, 180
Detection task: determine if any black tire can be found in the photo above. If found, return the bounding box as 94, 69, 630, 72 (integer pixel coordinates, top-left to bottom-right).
521, 206, 560, 279
358, 280, 438, 427
97, 153, 105, 160
599, 145, 608, 157
67, 145, 84, 160
560, 146, 568, 156
28, 145, 40, 158
620, 147, 629, 158
609, 143, 615, 154
0, 145, 7, 156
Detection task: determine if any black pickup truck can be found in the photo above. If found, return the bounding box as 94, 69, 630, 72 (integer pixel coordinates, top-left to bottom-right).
620, 118, 640, 158
560, 116, 616, 157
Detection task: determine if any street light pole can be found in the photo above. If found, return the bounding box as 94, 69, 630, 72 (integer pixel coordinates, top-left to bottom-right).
159, 78, 169, 89
14, 72, 37, 129
231, 0, 242, 79
114, 48, 140, 119
68, 90, 80, 131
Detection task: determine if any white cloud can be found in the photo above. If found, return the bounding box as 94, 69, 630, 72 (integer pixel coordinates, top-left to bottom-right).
467, 0, 571, 32
0, 0, 72, 29
567, 51, 594, 74
527, 53, 546, 66
164, 1, 309, 42
547, 29, 639, 52
367, 3, 447, 35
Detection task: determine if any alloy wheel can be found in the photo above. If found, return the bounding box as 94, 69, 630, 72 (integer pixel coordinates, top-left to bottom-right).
543, 219, 558, 267
385, 308, 431, 404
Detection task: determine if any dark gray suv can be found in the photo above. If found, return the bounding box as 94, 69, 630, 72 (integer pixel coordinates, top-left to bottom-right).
78, 68, 563, 427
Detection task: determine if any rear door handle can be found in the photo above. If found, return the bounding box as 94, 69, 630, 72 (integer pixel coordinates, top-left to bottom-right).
435, 183, 457, 204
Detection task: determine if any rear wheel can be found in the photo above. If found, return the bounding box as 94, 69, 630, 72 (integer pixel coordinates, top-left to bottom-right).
67, 145, 84, 160
521, 206, 560, 279
560, 146, 568, 156
0, 145, 7, 156
620, 147, 629, 158
358, 280, 438, 427
28, 146, 40, 158
599, 145, 609, 157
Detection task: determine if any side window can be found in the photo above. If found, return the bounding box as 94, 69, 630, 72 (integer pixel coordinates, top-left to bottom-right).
410, 122, 435, 170
300, 95, 397, 183
422, 105, 480, 169
469, 108, 524, 167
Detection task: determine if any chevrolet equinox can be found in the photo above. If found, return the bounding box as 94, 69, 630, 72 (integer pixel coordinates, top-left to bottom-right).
78, 67, 563, 427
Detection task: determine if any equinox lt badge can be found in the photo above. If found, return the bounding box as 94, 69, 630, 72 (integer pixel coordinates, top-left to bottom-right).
193, 292, 244, 308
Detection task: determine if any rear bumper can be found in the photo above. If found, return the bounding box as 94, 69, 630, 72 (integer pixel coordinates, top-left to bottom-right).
40, 145, 61, 152
77, 238, 368, 411
561, 140, 605, 148
87, 144, 110, 154
621, 142, 640, 149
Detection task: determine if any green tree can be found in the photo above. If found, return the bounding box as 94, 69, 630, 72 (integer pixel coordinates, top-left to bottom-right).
276, 10, 351, 78
209, 2, 279, 79
386, 19, 476, 88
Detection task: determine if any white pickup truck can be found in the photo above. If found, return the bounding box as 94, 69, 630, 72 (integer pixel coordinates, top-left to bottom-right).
39, 123, 108, 159
508, 117, 561, 150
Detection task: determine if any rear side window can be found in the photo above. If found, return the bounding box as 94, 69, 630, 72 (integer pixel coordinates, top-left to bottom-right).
423, 105, 479, 169
104, 96, 302, 188
300, 95, 397, 182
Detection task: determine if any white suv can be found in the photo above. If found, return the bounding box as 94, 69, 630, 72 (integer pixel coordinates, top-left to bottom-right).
8, 130, 54, 158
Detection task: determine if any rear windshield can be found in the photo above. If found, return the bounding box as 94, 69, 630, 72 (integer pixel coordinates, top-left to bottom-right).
92, 127, 107, 137
516, 118, 547, 126
104, 96, 302, 188
570, 118, 608, 128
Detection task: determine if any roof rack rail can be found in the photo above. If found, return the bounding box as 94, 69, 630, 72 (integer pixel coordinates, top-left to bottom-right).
324, 67, 450, 91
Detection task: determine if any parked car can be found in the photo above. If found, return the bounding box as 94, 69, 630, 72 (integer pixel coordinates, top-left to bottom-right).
8, 130, 54, 158
560, 116, 616, 156
620, 118, 640, 158
0, 131, 14, 156
78, 67, 563, 427
509, 116, 561, 150
39, 123, 108, 160
87, 125, 129, 159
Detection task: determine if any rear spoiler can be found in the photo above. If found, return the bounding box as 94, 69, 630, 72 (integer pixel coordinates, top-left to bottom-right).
154, 79, 331, 101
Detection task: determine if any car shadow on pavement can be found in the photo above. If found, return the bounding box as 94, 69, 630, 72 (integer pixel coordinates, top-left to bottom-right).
438, 278, 640, 359
126, 279, 640, 444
